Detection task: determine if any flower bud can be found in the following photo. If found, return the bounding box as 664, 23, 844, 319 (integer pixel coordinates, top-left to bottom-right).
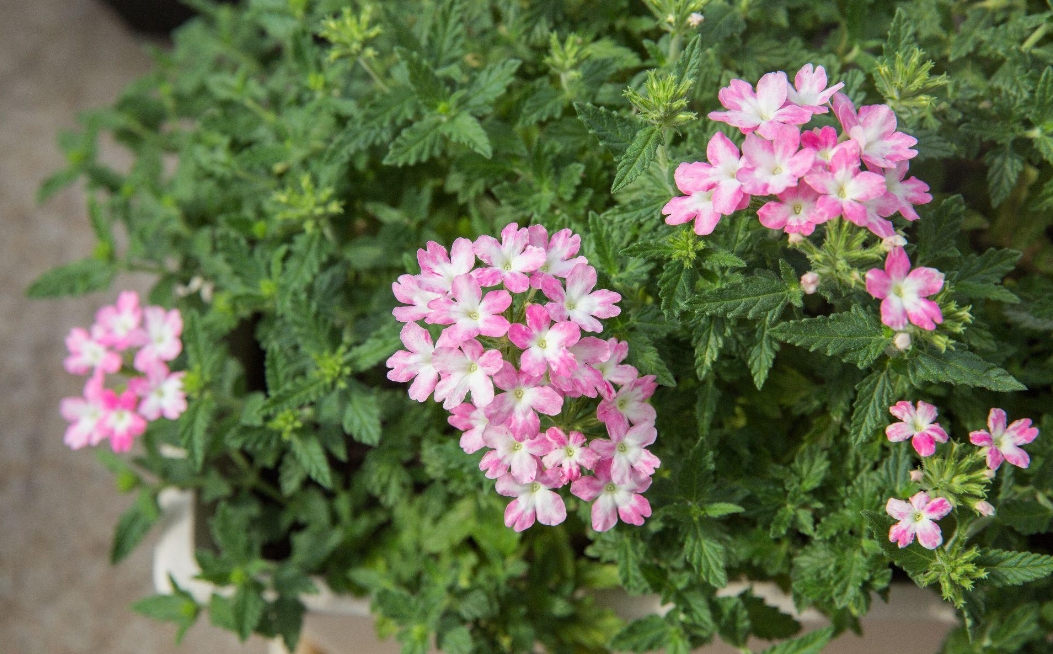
688, 12, 704, 26
787, 233, 805, 245
800, 272, 819, 295
973, 500, 996, 517
909, 469, 924, 483
982, 467, 996, 479
893, 332, 912, 351
881, 235, 907, 251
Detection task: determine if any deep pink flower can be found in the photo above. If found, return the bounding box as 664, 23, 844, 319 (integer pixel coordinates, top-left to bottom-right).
873, 161, 932, 221
102, 388, 148, 452
832, 93, 918, 168
133, 307, 183, 372
597, 375, 657, 437
593, 339, 638, 400
736, 124, 815, 195
448, 402, 493, 454
392, 274, 442, 323
542, 264, 621, 333
886, 401, 948, 457
804, 141, 888, 235
94, 291, 143, 351
969, 408, 1040, 470
386, 322, 440, 402
757, 184, 832, 236
681, 132, 749, 214
590, 422, 661, 484
507, 304, 580, 377
496, 469, 567, 531
485, 362, 564, 438
432, 339, 504, 409
786, 64, 844, 114
886, 491, 952, 549
129, 362, 187, 421
865, 247, 944, 331
473, 223, 546, 293
541, 428, 599, 483
550, 337, 610, 398
64, 326, 122, 376
527, 225, 587, 289
570, 459, 653, 532
800, 126, 839, 171
708, 72, 813, 138
416, 238, 476, 294
480, 426, 552, 483
426, 274, 511, 346
60, 375, 110, 449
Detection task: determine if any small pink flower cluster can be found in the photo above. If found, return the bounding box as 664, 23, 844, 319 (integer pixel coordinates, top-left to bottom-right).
884, 403, 1039, 549
61, 291, 186, 452
386, 224, 660, 532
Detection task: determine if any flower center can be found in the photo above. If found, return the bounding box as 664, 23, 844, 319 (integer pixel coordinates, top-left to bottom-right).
503, 263, 513, 271
537, 339, 547, 349
566, 302, 576, 311
468, 310, 480, 320
565, 446, 575, 457
913, 511, 924, 522
512, 442, 523, 451
605, 483, 617, 493
772, 166, 783, 175
891, 283, 905, 298
792, 203, 803, 215
617, 442, 628, 453
530, 482, 541, 492
837, 187, 847, 199
514, 389, 525, 400
468, 362, 479, 373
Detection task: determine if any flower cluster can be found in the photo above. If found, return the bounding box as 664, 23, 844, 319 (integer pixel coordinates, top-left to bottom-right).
665, 65, 944, 332
61, 291, 186, 452
883, 403, 1039, 549
386, 224, 660, 532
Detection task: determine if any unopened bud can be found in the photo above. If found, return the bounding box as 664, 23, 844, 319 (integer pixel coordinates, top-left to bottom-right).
909, 469, 924, 483
982, 467, 996, 479
974, 500, 996, 517
881, 235, 907, 252
893, 332, 912, 351
787, 233, 805, 245
688, 12, 704, 26
800, 272, 819, 295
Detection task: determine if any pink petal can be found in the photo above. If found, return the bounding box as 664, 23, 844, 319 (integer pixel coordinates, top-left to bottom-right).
915, 520, 943, 550
923, 497, 952, 520
988, 408, 1007, 436
886, 422, 915, 443
865, 269, 891, 300
1006, 419, 1039, 445
969, 430, 993, 447
885, 497, 914, 521
534, 490, 567, 526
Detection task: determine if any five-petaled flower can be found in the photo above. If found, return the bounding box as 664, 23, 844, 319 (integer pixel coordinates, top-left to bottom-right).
886, 491, 952, 549
571, 459, 653, 532
865, 247, 944, 331
969, 408, 1040, 470
886, 400, 949, 457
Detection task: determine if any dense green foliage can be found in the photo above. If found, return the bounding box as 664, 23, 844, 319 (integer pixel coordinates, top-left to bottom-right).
31, 0, 1053, 651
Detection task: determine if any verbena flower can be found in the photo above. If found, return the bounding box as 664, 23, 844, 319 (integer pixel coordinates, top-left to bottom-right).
708, 72, 812, 138
94, 290, 142, 351
737, 124, 815, 195
426, 273, 511, 346
865, 247, 944, 330
590, 422, 661, 484
886, 400, 948, 456
542, 263, 622, 333
60, 375, 110, 449
886, 491, 952, 549
386, 322, 439, 402
541, 428, 598, 483
758, 185, 830, 235
833, 93, 918, 168
804, 141, 888, 235
130, 362, 187, 421
64, 326, 122, 376
786, 64, 844, 114
570, 459, 653, 532
432, 339, 503, 409
507, 304, 581, 377
474, 223, 546, 293
497, 470, 567, 531
133, 306, 183, 372
969, 408, 1040, 470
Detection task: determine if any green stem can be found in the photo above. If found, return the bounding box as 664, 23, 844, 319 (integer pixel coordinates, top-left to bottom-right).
1022, 23, 1049, 52
358, 57, 389, 92
230, 450, 285, 503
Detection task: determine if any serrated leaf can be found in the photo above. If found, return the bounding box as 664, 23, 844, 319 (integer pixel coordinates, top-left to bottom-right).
617, 534, 650, 594
180, 397, 216, 470
693, 316, 725, 379
1028, 66, 1053, 124
747, 321, 779, 390
701, 502, 744, 518
916, 195, 964, 266
770, 306, 890, 368
396, 47, 446, 105
291, 433, 333, 489
609, 615, 670, 652
978, 549, 1053, 586
761, 627, 834, 654
906, 348, 1025, 392
985, 146, 1023, 207
685, 523, 727, 587
111, 489, 159, 564
231, 582, 266, 641
25, 258, 116, 298
690, 272, 797, 322
132, 592, 199, 644
951, 248, 1021, 303
657, 260, 696, 317
346, 322, 402, 371
343, 382, 381, 445
262, 376, 331, 414
442, 112, 492, 157
672, 35, 702, 84
573, 102, 641, 159
849, 365, 898, 445
624, 331, 675, 387
611, 125, 662, 192
465, 59, 521, 112
384, 115, 446, 166
440, 626, 473, 654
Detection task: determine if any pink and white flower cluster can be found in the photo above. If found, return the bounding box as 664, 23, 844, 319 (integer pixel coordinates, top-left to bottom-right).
386, 224, 660, 533
884, 403, 1039, 549
61, 291, 186, 452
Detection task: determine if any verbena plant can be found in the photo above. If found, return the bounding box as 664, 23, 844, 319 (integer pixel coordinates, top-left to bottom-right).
29, 0, 1053, 652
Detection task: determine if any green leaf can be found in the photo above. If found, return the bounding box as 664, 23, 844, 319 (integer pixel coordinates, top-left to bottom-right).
747, 320, 779, 390
611, 125, 662, 192
906, 348, 1025, 392
690, 272, 798, 322
770, 306, 890, 368
384, 115, 446, 166
346, 322, 402, 371
692, 316, 725, 379
672, 35, 702, 85
262, 376, 330, 415
657, 260, 697, 317
743, 593, 800, 641
985, 146, 1023, 207
291, 433, 333, 489
25, 257, 116, 298
1028, 65, 1053, 124
343, 382, 381, 445
133, 591, 200, 644
396, 47, 446, 105
440, 626, 473, 654
180, 397, 216, 470
950, 248, 1021, 303
760, 627, 834, 654
231, 582, 266, 641
624, 330, 675, 387
442, 112, 492, 158
111, 490, 159, 564
617, 534, 650, 594
978, 549, 1053, 587
849, 365, 898, 446
861, 510, 936, 578
465, 59, 521, 112
609, 615, 670, 652
573, 102, 641, 158
915, 195, 964, 266
701, 502, 744, 518
685, 523, 727, 587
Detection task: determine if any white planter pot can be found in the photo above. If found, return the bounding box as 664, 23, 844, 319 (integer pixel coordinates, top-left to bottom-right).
153, 488, 958, 654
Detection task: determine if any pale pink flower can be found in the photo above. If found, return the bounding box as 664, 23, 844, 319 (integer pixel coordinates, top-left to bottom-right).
133, 307, 183, 372
473, 223, 546, 293
590, 422, 661, 484
448, 402, 493, 454
102, 388, 148, 452
416, 238, 476, 294
432, 339, 504, 409
597, 375, 657, 437
873, 161, 932, 221
688, 12, 703, 26
527, 226, 586, 289
974, 501, 996, 517
736, 124, 815, 196
882, 235, 908, 252
865, 247, 944, 331
542, 264, 621, 333
507, 304, 580, 377
60, 375, 110, 449
662, 162, 748, 236
786, 64, 844, 114
969, 408, 1040, 470
480, 426, 551, 483
804, 141, 888, 234
708, 72, 813, 139
385, 323, 440, 402
64, 326, 122, 376
855, 196, 898, 240
496, 469, 567, 531
570, 459, 652, 532
485, 362, 564, 438
832, 93, 918, 168
680, 132, 749, 214
800, 272, 819, 295
427, 274, 511, 346
800, 126, 839, 170
129, 363, 187, 421
541, 428, 599, 483
886, 491, 952, 549
886, 400, 948, 457
550, 337, 610, 398
593, 339, 638, 399
94, 291, 143, 351
757, 184, 832, 236
392, 274, 442, 323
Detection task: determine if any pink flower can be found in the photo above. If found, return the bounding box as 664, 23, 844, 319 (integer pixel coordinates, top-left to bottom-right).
804, 141, 888, 235
832, 94, 918, 168
590, 422, 661, 484
64, 326, 122, 376
60, 375, 111, 449
681, 132, 749, 214
865, 247, 944, 331
800, 272, 819, 295
757, 184, 832, 236
386, 323, 440, 402
94, 291, 143, 351
527, 226, 587, 289
392, 274, 441, 323
473, 223, 546, 293
416, 238, 476, 294
593, 339, 638, 399
129, 363, 187, 421
550, 337, 610, 398
974, 501, 996, 517
448, 402, 493, 454
496, 469, 567, 531
101, 388, 147, 452
886, 491, 952, 549
597, 375, 657, 437
480, 426, 550, 483
432, 339, 504, 409
873, 162, 932, 222
542, 264, 621, 333
786, 64, 843, 114
485, 362, 564, 438
736, 124, 815, 195
570, 459, 653, 532
133, 307, 183, 372
969, 408, 1040, 470
708, 72, 813, 139
507, 304, 580, 377
886, 401, 948, 457
427, 274, 511, 346
541, 428, 599, 483
663, 163, 735, 236
800, 126, 839, 169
